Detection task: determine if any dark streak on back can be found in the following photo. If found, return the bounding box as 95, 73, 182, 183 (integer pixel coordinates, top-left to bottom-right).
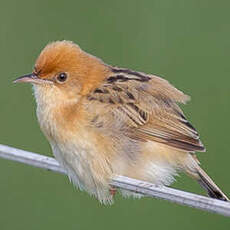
111, 68, 151, 80
107, 67, 151, 83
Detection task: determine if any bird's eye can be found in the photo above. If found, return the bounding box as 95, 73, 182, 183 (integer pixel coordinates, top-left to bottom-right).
57, 72, 68, 82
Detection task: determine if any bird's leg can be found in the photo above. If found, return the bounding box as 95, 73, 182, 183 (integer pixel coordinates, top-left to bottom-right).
109, 187, 117, 196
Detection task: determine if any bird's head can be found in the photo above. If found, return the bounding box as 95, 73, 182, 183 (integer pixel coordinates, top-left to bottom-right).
15, 41, 109, 103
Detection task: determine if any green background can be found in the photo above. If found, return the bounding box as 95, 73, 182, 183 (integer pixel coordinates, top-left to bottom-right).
0, 0, 230, 229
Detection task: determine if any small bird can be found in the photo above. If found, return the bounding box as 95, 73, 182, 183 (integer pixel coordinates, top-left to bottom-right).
15, 40, 229, 204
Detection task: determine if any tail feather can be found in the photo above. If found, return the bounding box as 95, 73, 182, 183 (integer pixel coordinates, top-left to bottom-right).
196, 166, 229, 201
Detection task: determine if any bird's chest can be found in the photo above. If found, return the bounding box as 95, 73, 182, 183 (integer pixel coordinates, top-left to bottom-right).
50, 136, 97, 191
35, 98, 99, 190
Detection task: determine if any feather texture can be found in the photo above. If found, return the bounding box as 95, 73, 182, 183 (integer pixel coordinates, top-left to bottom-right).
87, 67, 205, 152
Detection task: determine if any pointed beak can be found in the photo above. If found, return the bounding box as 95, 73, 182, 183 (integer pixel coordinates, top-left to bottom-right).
13, 73, 53, 84
14, 73, 38, 83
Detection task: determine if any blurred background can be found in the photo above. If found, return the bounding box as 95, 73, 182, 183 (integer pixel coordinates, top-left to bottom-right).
0, 0, 230, 229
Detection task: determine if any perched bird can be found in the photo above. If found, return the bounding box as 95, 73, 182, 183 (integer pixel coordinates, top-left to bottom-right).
15, 40, 229, 204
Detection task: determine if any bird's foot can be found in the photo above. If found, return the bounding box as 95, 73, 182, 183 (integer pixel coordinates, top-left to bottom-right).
109, 187, 117, 197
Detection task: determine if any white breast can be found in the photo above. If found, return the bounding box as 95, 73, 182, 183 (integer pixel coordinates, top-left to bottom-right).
33, 85, 113, 204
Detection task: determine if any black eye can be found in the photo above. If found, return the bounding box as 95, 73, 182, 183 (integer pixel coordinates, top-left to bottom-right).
57, 72, 68, 82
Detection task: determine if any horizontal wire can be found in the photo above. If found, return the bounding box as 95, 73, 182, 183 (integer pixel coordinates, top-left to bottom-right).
0, 144, 229, 216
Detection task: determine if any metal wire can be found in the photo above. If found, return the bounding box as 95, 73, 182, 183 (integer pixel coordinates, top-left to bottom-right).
0, 144, 229, 216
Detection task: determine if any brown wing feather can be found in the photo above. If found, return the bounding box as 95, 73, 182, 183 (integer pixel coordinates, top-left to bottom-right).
87, 67, 205, 152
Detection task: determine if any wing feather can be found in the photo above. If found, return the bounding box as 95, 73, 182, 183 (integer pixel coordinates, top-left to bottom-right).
86, 67, 205, 152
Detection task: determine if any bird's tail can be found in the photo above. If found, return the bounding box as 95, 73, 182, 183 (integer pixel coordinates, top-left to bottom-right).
195, 166, 229, 201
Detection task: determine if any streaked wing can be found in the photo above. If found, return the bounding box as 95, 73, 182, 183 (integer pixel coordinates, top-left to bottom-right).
86, 67, 205, 152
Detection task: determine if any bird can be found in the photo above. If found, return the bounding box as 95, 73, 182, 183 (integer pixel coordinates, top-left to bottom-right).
14, 40, 229, 204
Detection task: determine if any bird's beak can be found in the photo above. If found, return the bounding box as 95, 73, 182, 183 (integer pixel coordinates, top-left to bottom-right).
13, 73, 53, 85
